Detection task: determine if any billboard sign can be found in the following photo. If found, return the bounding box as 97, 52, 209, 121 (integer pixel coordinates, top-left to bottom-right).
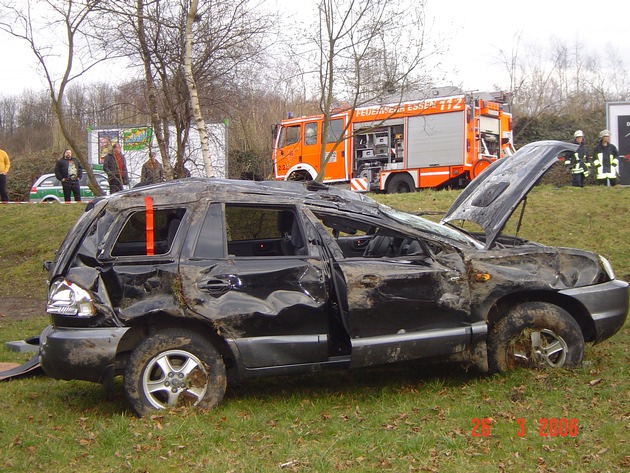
606, 102, 630, 185
88, 124, 227, 187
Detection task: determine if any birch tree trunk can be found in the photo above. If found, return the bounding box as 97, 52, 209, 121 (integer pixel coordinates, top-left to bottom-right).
184, 0, 215, 178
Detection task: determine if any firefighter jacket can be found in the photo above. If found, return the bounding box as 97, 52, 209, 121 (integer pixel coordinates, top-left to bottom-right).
565, 141, 590, 176
592, 141, 619, 180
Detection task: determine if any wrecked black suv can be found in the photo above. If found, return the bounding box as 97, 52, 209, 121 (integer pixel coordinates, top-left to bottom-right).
40, 141, 628, 416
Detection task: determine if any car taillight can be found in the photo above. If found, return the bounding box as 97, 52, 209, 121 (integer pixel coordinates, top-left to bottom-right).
47, 279, 96, 317
30, 187, 37, 193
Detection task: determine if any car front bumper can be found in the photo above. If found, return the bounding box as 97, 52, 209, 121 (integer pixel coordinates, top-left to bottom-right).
39, 325, 130, 383
559, 279, 629, 344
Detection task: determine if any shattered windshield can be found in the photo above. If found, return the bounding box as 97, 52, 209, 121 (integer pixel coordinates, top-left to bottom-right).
378, 204, 482, 248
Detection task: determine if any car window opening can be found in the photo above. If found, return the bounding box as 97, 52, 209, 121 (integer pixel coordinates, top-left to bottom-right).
111, 207, 186, 257
312, 211, 432, 260
225, 206, 306, 257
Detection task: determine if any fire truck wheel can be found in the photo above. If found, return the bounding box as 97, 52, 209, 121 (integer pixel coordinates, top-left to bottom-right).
386, 173, 415, 193
288, 171, 312, 181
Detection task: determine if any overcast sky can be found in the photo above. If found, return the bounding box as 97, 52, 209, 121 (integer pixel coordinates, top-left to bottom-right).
1, 0, 629, 96
427, 0, 630, 91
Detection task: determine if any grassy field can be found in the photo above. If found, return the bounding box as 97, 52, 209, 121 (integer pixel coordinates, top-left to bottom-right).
0, 186, 628, 472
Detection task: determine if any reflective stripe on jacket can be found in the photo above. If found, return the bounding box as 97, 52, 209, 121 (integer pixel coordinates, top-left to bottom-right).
565, 142, 589, 175
592, 142, 619, 179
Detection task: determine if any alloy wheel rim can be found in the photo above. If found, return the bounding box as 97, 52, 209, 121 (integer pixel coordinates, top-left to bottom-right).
142, 349, 209, 409
507, 328, 568, 368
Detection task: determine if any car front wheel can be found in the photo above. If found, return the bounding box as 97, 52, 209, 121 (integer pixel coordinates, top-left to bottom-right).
123, 329, 227, 417
488, 302, 584, 372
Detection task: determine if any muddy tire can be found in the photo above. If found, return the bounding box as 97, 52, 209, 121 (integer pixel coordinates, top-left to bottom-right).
386, 173, 415, 193
488, 302, 584, 373
123, 329, 226, 417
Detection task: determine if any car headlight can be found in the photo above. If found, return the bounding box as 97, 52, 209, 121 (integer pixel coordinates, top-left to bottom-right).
47, 279, 96, 317
599, 255, 616, 281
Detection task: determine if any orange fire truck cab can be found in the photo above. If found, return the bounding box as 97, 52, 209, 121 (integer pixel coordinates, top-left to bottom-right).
272, 89, 514, 193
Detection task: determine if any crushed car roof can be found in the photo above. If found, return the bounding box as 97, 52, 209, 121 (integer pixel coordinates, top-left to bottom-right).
95, 177, 380, 212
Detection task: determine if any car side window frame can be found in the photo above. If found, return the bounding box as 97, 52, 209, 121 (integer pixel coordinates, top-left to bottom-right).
225, 204, 307, 258
42, 176, 59, 187
107, 206, 188, 258
308, 209, 440, 260
192, 203, 310, 260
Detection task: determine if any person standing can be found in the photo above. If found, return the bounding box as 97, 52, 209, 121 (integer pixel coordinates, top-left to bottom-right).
140, 151, 164, 184
103, 142, 129, 193
592, 130, 620, 186
0, 145, 9, 202
565, 130, 590, 187
55, 148, 83, 202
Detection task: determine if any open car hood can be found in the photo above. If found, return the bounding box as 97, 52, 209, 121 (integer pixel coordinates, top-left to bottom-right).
441, 140, 578, 249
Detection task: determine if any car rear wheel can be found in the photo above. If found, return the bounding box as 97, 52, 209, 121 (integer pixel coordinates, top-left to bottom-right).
488, 302, 584, 372
123, 329, 226, 417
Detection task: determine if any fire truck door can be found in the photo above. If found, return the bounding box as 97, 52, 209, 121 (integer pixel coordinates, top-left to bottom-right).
275, 124, 301, 178
321, 118, 348, 181
301, 121, 320, 172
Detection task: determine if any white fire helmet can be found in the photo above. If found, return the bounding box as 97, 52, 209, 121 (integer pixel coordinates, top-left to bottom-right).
574, 130, 584, 138
599, 129, 611, 139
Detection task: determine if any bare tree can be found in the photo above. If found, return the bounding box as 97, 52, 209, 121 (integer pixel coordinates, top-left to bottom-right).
495, 36, 630, 143
97, 0, 274, 180
0, 0, 122, 194
135, 0, 173, 179
493, 31, 524, 110
298, 0, 434, 182
184, 0, 214, 177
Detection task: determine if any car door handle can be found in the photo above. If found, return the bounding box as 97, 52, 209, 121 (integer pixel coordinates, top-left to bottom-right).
198, 278, 234, 295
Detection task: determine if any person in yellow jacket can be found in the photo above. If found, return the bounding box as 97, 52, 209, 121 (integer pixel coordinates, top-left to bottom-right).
592, 130, 619, 186
0, 145, 10, 202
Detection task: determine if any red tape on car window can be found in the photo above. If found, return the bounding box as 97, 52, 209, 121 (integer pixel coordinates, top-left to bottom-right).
145, 196, 154, 256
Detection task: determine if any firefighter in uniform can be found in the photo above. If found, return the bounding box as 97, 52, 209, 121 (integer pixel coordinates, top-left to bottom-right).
592, 130, 619, 186
565, 130, 590, 187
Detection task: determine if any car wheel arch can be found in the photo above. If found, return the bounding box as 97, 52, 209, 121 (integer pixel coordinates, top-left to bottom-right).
485, 291, 594, 342
487, 301, 585, 372
115, 314, 237, 374
42, 196, 61, 203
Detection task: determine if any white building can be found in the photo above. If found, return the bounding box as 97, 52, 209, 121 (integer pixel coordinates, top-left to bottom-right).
87, 123, 227, 187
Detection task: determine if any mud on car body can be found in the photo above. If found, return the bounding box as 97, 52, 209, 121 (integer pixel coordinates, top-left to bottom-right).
39, 141, 629, 416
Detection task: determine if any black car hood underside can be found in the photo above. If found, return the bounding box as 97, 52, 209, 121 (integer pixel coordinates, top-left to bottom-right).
441, 140, 578, 249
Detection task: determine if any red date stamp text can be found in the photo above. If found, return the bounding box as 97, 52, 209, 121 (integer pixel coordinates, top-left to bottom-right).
471, 417, 579, 437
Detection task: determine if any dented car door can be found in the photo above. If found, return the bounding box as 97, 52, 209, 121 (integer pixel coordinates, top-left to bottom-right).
339, 250, 474, 367
179, 203, 331, 370
307, 210, 475, 368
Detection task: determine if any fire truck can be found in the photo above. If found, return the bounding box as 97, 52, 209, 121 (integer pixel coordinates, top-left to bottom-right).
272, 89, 514, 192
